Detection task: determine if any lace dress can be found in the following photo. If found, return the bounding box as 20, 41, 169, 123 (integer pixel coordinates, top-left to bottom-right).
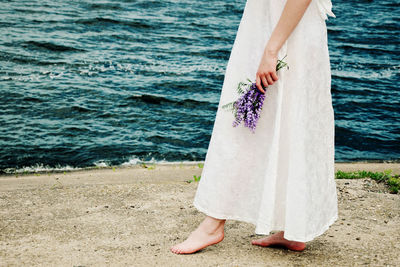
193, 0, 338, 242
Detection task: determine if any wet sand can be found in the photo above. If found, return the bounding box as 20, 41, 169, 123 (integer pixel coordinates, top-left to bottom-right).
0, 162, 399, 266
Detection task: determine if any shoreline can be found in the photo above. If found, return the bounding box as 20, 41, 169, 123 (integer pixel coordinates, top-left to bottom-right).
1, 160, 400, 177
1, 162, 399, 193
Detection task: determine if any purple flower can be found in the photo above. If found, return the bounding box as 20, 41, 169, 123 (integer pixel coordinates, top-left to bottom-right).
221, 56, 288, 133
231, 83, 265, 133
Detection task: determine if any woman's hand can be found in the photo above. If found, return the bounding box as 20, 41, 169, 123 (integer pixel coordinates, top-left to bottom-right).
256, 49, 279, 94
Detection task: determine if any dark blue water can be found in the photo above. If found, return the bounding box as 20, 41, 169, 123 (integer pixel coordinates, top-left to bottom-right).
0, 0, 399, 173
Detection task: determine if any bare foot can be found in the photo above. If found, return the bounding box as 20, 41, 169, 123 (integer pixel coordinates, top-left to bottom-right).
251, 231, 306, 251
170, 216, 225, 254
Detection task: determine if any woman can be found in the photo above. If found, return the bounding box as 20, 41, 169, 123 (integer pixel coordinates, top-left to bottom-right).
171, 0, 337, 254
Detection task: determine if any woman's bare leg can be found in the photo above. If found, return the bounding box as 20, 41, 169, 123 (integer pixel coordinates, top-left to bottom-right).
251, 231, 306, 251
170, 216, 226, 254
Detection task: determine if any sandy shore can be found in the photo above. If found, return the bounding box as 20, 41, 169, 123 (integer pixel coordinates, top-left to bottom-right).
0, 162, 399, 266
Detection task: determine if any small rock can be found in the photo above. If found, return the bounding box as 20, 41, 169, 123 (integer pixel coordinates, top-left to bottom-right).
356, 237, 360, 240
104, 205, 109, 208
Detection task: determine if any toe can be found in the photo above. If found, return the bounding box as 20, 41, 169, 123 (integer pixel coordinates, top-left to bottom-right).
171, 246, 179, 254
251, 239, 263, 246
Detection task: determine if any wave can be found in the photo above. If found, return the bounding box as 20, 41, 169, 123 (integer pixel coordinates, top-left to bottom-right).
0, 50, 44, 65
87, 3, 123, 11
1, 163, 81, 175
22, 97, 44, 103
125, 94, 217, 110
75, 17, 157, 30
22, 41, 86, 52
336, 44, 396, 55
0, 158, 205, 175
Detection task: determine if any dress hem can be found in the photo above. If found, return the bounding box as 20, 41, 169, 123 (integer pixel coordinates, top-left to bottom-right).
193, 200, 338, 243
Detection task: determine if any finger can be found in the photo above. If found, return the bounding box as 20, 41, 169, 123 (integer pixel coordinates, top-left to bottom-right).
271, 71, 279, 82
261, 76, 269, 89
256, 75, 265, 94
266, 74, 274, 85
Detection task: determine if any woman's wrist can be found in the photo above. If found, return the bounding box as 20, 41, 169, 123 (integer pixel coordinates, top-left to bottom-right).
263, 45, 279, 57
264, 39, 281, 57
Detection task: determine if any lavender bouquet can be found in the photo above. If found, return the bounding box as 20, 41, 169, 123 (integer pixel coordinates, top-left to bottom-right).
221, 55, 288, 133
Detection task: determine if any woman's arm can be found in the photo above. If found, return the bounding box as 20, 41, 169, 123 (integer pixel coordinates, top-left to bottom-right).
256, 0, 312, 93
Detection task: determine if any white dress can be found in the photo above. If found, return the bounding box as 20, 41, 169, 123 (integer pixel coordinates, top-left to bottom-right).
193, 0, 338, 242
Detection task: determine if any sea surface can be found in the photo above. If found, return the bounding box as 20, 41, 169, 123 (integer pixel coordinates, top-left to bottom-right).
0, 0, 399, 173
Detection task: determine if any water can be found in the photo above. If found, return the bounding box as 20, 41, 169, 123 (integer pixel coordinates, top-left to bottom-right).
0, 0, 399, 174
